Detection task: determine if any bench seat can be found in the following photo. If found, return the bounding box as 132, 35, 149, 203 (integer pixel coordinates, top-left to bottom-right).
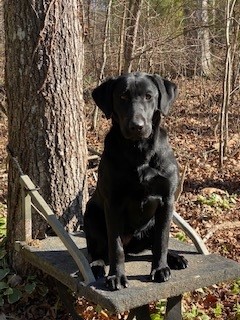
15, 235, 240, 315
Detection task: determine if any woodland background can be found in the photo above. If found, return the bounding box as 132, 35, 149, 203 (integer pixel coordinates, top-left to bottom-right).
0, 0, 240, 319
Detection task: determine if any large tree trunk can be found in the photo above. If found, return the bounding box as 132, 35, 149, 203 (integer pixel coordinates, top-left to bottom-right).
5, 1, 88, 266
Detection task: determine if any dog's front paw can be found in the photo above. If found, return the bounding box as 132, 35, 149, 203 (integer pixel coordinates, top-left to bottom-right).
106, 273, 129, 290
151, 266, 171, 282
167, 251, 188, 270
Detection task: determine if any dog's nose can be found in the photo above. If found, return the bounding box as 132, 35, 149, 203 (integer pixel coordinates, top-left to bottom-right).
129, 119, 144, 132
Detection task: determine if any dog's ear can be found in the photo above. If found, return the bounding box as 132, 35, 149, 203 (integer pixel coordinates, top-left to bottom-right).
92, 78, 116, 119
151, 74, 178, 116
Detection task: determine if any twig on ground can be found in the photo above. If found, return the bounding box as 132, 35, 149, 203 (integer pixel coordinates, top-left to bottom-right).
88, 147, 102, 157
88, 155, 100, 161
175, 162, 188, 202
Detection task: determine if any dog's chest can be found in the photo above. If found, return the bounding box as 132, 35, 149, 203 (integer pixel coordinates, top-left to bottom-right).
137, 161, 161, 188
125, 197, 158, 232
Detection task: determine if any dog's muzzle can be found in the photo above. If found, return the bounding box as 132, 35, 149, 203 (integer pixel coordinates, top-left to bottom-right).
126, 117, 152, 140
129, 118, 144, 133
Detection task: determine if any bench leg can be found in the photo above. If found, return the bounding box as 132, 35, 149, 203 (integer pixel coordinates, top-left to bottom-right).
127, 304, 151, 320
55, 280, 84, 320
164, 295, 182, 320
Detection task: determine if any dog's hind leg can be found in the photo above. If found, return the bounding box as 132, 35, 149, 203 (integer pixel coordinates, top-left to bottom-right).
124, 218, 155, 254
125, 218, 188, 270
167, 250, 188, 270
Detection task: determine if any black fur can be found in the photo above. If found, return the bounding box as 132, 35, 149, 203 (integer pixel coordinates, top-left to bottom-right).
84, 72, 188, 290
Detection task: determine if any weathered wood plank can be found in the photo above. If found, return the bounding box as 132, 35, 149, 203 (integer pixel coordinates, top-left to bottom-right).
19, 175, 95, 284
173, 211, 209, 255
21, 187, 32, 242
15, 236, 240, 314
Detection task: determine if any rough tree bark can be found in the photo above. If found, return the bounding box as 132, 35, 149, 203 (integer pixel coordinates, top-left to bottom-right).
5, 1, 88, 266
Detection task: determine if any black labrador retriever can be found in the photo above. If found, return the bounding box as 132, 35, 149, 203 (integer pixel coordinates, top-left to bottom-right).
84, 72, 188, 290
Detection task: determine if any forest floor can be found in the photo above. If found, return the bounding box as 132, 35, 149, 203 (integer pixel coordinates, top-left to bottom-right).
0, 77, 239, 319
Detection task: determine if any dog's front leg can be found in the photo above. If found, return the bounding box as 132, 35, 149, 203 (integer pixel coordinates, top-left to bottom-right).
151, 195, 174, 282
104, 204, 129, 290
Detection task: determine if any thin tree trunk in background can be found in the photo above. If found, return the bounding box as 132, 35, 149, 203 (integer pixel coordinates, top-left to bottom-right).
123, 0, 143, 73
118, 0, 127, 75
200, 0, 212, 76
5, 0, 88, 267
219, 0, 236, 168
212, 0, 216, 32
183, 2, 200, 76
184, 0, 212, 77
92, 0, 112, 130
231, 9, 240, 93
99, 0, 112, 82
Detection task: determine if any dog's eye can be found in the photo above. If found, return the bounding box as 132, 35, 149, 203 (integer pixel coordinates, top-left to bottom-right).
145, 93, 152, 100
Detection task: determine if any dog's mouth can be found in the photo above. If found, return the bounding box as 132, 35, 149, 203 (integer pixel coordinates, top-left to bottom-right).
122, 126, 152, 141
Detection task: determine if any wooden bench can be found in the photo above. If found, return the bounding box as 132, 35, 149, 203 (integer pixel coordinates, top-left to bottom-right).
15, 175, 240, 320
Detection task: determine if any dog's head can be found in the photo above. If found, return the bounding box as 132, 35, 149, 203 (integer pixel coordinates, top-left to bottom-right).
92, 72, 177, 141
